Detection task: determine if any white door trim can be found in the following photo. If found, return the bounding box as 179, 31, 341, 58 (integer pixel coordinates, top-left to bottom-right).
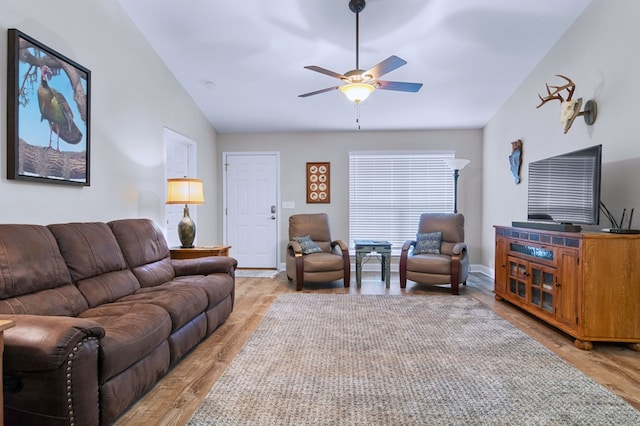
164, 127, 197, 247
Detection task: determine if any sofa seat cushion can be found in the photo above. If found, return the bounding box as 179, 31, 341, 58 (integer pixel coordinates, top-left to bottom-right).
116, 284, 208, 332
301, 252, 345, 273
79, 302, 171, 383
173, 274, 235, 309
406, 253, 452, 275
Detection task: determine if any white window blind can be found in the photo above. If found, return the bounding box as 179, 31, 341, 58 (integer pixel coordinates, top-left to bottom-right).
349, 152, 455, 253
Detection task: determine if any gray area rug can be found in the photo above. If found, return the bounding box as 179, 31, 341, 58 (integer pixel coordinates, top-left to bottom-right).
189, 294, 640, 425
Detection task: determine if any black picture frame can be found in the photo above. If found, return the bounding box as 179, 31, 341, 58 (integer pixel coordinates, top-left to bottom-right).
7, 29, 91, 186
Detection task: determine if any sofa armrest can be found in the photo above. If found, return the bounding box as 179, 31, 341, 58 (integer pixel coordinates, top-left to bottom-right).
1, 315, 103, 425
0, 314, 104, 371
172, 256, 238, 277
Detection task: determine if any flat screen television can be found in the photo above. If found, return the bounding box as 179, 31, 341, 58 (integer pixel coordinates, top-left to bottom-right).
523, 144, 602, 231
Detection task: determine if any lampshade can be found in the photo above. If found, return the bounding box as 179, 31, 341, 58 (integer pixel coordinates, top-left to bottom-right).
340, 83, 375, 103
166, 178, 205, 205
443, 158, 471, 171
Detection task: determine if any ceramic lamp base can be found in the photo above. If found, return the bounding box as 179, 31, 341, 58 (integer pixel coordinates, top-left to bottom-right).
178, 205, 196, 248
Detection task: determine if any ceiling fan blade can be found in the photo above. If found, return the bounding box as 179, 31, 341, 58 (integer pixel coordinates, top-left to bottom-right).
365, 55, 407, 80
304, 65, 345, 80
376, 80, 423, 93
298, 86, 341, 98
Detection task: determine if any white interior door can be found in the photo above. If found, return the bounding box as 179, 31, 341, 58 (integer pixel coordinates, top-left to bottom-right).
224, 153, 278, 268
164, 128, 197, 247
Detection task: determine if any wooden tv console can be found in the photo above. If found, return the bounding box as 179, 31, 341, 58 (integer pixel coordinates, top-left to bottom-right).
494, 225, 640, 351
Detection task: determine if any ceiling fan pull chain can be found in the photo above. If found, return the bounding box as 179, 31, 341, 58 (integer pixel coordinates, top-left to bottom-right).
355, 103, 361, 130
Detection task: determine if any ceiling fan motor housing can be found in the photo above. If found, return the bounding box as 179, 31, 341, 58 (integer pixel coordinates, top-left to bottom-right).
349, 0, 366, 14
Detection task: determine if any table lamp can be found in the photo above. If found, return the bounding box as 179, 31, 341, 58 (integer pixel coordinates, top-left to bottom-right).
443, 158, 470, 213
166, 178, 205, 248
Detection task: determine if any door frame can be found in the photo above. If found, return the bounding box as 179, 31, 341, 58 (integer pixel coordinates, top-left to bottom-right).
164, 127, 197, 246
222, 151, 281, 268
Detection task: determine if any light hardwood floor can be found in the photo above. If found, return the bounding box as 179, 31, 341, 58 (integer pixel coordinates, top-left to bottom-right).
114, 271, 640, 425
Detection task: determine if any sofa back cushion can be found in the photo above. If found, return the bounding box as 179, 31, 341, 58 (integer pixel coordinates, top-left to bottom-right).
48, 222, 141, 307
108, 219, 176, 287
0, 224, 89, 316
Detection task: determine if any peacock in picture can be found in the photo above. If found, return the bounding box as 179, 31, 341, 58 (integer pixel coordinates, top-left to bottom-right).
37, 65, 83, 150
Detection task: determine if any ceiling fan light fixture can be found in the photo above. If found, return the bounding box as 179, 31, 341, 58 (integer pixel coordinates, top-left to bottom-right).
340, 82, 375, 103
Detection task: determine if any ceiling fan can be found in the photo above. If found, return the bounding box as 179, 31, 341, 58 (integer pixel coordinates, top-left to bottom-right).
298, 0, 423, 104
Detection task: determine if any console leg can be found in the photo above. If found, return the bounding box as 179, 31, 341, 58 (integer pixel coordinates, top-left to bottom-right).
574, 339, 593, 351
627, 342, 640, 352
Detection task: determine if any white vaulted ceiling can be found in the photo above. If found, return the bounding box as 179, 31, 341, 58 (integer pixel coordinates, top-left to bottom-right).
118, 0, 591, 133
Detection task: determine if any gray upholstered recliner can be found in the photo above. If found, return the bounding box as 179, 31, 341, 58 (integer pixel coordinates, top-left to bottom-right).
286, 213, 350, 291
399, 213, 469, 295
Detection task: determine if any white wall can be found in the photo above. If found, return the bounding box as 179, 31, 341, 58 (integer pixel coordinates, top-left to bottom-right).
0, 0, 220, 244
482, 0, 640, 270
7, 1, 631, 269
218, 130, 483, 264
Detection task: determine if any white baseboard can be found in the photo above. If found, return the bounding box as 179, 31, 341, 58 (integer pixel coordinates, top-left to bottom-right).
472, 264, 494, 279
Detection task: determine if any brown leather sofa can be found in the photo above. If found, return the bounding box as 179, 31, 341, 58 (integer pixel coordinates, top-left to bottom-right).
0, 218, 236, 425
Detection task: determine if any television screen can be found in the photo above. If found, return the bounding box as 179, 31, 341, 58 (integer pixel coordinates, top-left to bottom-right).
527, 144, 602, 225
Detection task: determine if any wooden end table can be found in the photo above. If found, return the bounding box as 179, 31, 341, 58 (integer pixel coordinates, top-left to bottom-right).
354, 240, 392, 288
170, 246, 231, 259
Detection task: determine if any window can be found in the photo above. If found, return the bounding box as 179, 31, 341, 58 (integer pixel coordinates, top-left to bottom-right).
349, 152, 455, 253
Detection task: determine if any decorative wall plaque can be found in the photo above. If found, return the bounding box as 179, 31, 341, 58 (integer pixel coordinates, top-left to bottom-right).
306, 162, 330, 203
509, 139, 523, 184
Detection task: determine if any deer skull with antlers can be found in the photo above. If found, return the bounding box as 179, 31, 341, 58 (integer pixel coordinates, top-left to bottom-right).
537, 74, 585, 133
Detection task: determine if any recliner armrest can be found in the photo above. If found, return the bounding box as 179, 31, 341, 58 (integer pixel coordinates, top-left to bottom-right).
331, 239, 348, 252
401, 240, 416, 253
1, 314, 104, 371
287, 241, 303, 257
452, 242, 467, 256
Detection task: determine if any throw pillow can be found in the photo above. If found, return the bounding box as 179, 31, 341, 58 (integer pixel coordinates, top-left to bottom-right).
414, 232, 442, 255
292, 235, 323, 255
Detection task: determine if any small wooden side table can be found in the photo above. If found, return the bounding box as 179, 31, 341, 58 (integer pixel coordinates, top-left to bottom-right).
0, 320, 15, 426
170, 246, 231, 259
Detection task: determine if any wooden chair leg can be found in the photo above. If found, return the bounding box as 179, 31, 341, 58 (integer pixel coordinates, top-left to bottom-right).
342, 251, 350, 288
399, 253, 408, 289
295, 255, 304, 291
451, 258, 461, 295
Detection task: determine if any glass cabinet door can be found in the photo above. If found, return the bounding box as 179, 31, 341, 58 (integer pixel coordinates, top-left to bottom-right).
507, 257, 527, 299
530, 265, 555, 314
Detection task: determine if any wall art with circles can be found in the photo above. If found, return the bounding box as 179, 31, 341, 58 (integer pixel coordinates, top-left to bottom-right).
306, 162, 330, 203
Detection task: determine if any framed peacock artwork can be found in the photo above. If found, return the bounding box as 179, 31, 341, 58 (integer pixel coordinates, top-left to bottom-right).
7, 29, 91, 186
